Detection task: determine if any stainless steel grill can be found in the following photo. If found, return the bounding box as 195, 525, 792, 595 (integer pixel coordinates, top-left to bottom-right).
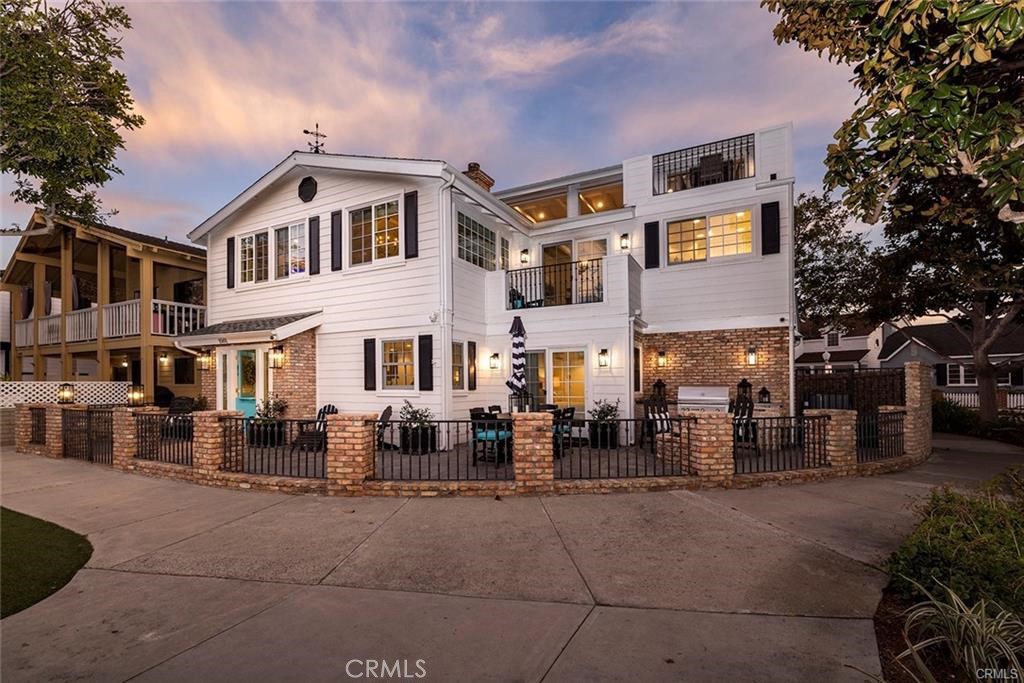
677, 386, 730, 412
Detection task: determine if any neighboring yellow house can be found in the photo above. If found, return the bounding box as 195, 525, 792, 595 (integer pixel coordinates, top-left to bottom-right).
2, 211, 207, 403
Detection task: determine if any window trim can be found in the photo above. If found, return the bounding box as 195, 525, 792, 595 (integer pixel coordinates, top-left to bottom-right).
451, 340, 465, 391
947, 362, 1012, 387
349, 195, 403, 268
457, 211, 498, 271
664, 206, 757, 268
826, 332, 840, 347
273, 221, 308, 281
238, 229, 270, 286
380, 337, 416, 390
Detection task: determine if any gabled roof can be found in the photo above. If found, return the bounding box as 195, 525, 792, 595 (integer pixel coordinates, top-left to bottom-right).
878, 322, 1024, 361
797, 316, 877, 340
177, 311, 323, 346
187, 151, 529, 243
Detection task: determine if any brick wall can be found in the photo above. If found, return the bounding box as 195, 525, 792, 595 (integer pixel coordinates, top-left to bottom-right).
198, 355, 217, 409
637, 326, 790, 411
271, 329, 317, 419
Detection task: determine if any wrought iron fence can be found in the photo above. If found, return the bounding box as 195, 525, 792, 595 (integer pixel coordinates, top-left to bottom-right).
652, 133, 755, 195
856, 411, 905, 463
506, 259, 604, 309
795, 368, 905, 415
61, 407, 113, 465
554, 417, 695, 479
29, 407, 45, 444
733, 415, 829, 474
221, 417, 325, 479
373, 419, 514, 481
135, 413, 193, 466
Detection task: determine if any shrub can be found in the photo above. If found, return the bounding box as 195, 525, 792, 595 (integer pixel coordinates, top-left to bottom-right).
887, 469, 1024, 613
932, 397, 981, 434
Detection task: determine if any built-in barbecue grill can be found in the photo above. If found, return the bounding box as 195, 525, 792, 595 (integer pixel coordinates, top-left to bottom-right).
676, 385, 731, 412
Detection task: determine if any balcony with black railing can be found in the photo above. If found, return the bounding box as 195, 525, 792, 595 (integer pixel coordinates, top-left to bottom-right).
652, 133, 755, 196
505, 258, 604, 310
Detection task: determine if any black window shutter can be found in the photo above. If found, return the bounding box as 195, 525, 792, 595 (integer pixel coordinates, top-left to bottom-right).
404, 191, 419, 259
226, 237, 235, 289
467, 341, 477, 391
308, 217, 320, 275
761, 201, 781, 255
935, 364, 948, 387
331, 210, 343, 271
363, 339, 376, 391
643, 221, 659, 269
418, 334, 433, 391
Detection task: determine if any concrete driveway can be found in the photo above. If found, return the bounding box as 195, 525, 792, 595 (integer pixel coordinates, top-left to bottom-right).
2, 435, 1020, 682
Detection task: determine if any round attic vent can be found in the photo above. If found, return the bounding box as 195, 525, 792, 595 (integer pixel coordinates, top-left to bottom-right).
298, 176, 317, 202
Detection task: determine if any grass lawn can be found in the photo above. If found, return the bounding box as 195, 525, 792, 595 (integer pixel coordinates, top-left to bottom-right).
1, 507, 92, 618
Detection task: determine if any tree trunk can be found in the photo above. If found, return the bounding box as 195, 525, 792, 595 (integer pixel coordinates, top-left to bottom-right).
974, 352, 1000, 422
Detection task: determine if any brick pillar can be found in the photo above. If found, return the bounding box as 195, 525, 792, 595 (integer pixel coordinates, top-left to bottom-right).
192, 410, 239, 476
15, 404, 31, 454
512, 412, 554, 494
904, 361, 933, 462
325, 413, 376, 495
45, 405, 65, 458
112, 406, 137, 470
805, 409, 856, 474
686, 411, 734, 485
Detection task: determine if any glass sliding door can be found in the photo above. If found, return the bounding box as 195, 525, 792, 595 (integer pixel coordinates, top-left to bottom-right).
542, 242, 573, 306
524, 351, 546, 407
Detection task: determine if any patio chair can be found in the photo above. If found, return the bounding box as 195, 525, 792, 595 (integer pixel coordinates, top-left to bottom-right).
471, 409, 512, 464
376, 405, 398, 451
733, 395, 758, 453
289, 404, 338, 455
698, 153, 725, 185
641, 396, 672, 451
162, 396, 195, 440
508, 287, 526, 310
487, 405, 502, 415
538, 403, 558, 412
551, 407, 576, 457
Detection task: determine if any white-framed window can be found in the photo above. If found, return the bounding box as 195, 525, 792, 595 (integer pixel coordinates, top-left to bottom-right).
274, 223, 306, 279
351, 199, 400, 266
826, 332, 840, 347
576, 238, 608, 262
500, 237, 510, 271
666, 209, 753, 265
240, 231, 269, 284
382, 338, 415, 388
948, 362, 1013, 386
457, 212, 497, 271
452, 341, 464, 390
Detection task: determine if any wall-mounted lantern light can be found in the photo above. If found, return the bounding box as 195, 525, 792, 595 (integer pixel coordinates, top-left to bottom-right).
619, 233, 630, 250
489, 353, 500, 370
57, 382, 75, 404
128, 384, 145, 406
268, 345, 285, 369
822, 350, 832, 374
196, 350, 211, 371
121, 358, 129, 368
598, 348, 610, 367
746, 345, 758, 366
758, 386, 771, 404
159, 351, 170, 366
520, 249, 529, 265
657, 350, 667, 367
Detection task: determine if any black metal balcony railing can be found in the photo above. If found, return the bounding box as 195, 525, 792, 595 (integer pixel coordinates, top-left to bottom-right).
506, 259, 603, 310
652, 133, 755, 196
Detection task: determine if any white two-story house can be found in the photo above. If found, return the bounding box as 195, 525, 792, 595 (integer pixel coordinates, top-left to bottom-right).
180, 125, 797, 420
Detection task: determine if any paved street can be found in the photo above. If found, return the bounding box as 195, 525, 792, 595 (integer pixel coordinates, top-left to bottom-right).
2, 434, 1021, 682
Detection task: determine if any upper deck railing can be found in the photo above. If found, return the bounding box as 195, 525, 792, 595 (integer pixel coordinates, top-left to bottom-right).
652, 133, 755, 196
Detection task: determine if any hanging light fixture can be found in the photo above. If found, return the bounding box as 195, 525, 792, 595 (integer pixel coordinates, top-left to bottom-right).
57, 382, 75, 404
268, 345, 285, 369
598, 348, 610, 367
128, 384, 145, 406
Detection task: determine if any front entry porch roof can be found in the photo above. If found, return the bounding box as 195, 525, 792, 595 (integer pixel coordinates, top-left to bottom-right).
176, 310, 322, 347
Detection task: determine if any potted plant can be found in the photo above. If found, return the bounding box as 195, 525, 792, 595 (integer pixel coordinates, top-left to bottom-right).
248, 394, 288, 447
399, 400, 437, 455
587, 399, 621, 449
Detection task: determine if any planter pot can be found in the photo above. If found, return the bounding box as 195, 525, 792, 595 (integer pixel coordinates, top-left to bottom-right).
248, 420, 285, 447
400, 425, 438, 455
588, 422, 619, 449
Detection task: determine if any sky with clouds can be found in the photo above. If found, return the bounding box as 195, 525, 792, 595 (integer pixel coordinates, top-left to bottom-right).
0, 0, 863, 264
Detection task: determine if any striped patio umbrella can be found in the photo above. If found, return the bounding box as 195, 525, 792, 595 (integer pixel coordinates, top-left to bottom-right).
505, 315, 527, 394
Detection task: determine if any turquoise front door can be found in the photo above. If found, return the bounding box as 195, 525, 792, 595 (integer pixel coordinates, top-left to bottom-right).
236, 349, 257, 417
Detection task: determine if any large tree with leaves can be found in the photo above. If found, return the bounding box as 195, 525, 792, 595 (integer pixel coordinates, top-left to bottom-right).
1, 0, 144, 231
763, 0, 1024, 225
867, 174, 1024, 421
794, 192, 873, 328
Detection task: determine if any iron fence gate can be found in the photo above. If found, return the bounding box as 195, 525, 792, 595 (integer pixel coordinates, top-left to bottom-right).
856, 411, 906, 463
62, 407, 114, 465
795, 368, 905, 415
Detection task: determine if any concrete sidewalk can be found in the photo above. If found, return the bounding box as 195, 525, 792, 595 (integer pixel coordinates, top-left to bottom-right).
2, 434, 1020, 682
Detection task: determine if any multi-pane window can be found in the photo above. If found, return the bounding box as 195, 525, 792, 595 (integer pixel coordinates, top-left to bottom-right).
551, 350, 585, 412
351, 200, 400, 266
826, 332, 840, 347
576, 238, 608, 262
382, 339, 415, 388
667, 209, 753, 265
946, 363, 1009, 385
457, 212, 497, 271
500, 237, 510, 271
240, 232, 269, 283
274, 223, 306, 279
452, 342, 464, 390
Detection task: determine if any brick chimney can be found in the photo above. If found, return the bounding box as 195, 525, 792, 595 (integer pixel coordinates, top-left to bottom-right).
463, 162, 494, 192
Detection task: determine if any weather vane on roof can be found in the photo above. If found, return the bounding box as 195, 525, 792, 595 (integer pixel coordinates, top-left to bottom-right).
303, 123, 326, 154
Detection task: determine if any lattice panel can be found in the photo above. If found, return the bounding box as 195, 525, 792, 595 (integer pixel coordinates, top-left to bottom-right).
0, 381, 131, 407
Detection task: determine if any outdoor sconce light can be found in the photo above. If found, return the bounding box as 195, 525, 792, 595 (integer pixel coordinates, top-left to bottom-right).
196, 350, 211, 371
57, 382, 75, 404
159, 352, 170, 366
598, 348, 610, 367
758, 386, 771, 404
121, 359, 129, 368
822, 350, 833, 374
746, 345, 758, 366
128, 385, 145, 407
619, 233, 630, 250
268, 345, 285, 369
657, 350, 667, 367
520, 249, 529, 265
489, 353, 500, 370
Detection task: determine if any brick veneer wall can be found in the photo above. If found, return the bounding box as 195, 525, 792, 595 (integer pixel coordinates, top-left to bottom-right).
271, 329, 317, 419
638, 326, 790, 411
198, 355, 217, 409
